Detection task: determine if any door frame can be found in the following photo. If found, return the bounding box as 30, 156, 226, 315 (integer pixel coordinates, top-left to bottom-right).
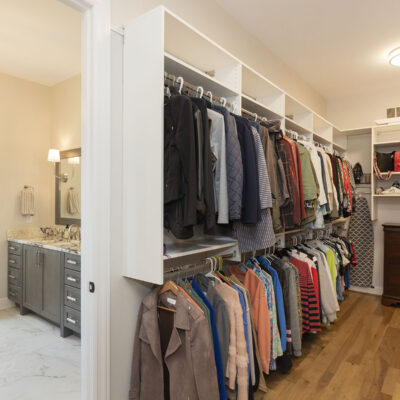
58, 0, 111, 399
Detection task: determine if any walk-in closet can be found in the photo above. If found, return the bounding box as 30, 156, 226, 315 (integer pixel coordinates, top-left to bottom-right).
104, 3, 400, 399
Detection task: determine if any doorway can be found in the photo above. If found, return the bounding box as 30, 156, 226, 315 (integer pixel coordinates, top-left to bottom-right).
0, 0, 111, 399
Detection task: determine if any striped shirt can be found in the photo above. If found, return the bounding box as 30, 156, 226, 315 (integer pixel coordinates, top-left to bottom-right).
289, 256, 322, 334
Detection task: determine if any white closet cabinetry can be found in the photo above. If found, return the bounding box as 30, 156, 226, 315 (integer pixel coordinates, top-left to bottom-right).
122, 6, 348, 284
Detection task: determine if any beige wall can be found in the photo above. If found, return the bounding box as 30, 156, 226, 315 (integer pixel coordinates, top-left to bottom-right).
0, 73, 54, 303
51, 75, 81, 150
0, 73, 81, 305
111, 0, 327, 116
327, 85, 400, 129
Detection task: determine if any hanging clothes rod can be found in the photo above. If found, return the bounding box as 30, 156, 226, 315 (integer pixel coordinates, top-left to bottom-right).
241, 107, 269, 122
164, 253, 233, 281
164, 71, 233, 108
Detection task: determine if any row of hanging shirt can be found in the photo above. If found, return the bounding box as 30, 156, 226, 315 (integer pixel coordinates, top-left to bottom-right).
277, 128, 355, 232
163, 75, 356, 255
131, 233, 357, 400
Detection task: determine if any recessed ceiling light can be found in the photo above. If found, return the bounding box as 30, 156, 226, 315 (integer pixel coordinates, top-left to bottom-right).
388, 47, 400, 66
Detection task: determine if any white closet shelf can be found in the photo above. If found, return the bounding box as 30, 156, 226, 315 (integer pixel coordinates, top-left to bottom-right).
313, 132, 332, 145
285, 117, 313, 136
333, 142, 346, 152
165, 52, 240, 98
339, 127, 372, 137
374, 140, 400, 147
241, 94, 284, 120
163, 237, 239, 265
373, 194, 400, 197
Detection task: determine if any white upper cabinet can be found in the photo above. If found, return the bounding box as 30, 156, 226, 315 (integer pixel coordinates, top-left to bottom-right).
122, 6, 347, 284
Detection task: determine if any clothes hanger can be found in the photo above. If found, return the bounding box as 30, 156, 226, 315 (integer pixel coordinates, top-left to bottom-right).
196, 86, 204, 98
220, 97, 227, 107
254, 113, 258, 122
157, 280, 178, 313
176, 76, 184, 94
158, 280, 179, 296
206, 91, 213, 104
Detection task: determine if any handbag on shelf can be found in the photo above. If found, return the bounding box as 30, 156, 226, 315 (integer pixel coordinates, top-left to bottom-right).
374, 151, 395, 181
394, 152, 400, 172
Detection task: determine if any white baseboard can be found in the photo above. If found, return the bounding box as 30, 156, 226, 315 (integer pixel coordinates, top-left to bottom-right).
0, 297, 15, 311
349, 286, 383, 296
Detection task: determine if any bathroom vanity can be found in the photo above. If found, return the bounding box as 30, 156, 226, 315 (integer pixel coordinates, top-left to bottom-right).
8, 238, 81, 338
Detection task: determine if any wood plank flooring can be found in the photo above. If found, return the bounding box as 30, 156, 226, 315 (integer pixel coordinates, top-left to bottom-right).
257, 291, 400, 400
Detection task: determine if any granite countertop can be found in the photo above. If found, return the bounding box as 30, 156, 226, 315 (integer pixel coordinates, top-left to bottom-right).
7, 228, 81, 255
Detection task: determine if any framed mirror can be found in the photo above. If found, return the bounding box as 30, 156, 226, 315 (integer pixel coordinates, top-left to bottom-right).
55, 148, 81, 226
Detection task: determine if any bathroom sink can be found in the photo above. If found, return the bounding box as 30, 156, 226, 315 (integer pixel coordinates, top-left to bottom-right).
32, 239, 81, 253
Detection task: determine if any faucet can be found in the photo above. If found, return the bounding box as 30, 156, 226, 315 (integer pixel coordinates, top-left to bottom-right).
67, 224, 81, 241
40, 227, 55, 238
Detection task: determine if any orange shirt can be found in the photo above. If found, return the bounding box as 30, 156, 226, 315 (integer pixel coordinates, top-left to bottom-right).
230, 266, 271, 374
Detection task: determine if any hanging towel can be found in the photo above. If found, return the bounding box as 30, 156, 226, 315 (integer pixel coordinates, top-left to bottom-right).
21, 187, 35, 216
67, 187, 80, 215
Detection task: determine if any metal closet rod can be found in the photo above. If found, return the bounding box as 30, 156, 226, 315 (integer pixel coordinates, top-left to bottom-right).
164, 71, 233, 108
164, 71, 269, 120
163, 253, 233, 281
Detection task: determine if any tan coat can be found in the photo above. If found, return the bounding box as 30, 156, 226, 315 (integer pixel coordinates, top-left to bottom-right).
129, 288, 219, 400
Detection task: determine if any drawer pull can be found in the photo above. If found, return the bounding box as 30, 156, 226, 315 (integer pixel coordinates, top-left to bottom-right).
9, 291, 16, 297
67, 276, 78, 283
9, 246, 15, 250
9, 259, 16, 264
8, 274, 16, 279
67, 259, 78, 265
66, 317, 77, 324
67, 295, 77, 302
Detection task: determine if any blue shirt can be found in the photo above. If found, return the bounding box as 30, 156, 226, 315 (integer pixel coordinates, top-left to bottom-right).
191, 279, 227, 400
257, 257, 287, 352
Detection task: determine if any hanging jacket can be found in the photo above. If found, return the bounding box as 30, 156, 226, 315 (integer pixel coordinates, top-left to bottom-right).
130, 288, 219, 400
164, 95, 197, 238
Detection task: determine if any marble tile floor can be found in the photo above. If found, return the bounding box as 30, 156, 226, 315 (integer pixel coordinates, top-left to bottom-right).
0, 307, 80, 400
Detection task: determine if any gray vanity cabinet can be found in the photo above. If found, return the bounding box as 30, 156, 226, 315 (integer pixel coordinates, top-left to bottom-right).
42, 249, 62, 323
23, 245, 62, 324
8, 240, 80, 337
23, 245, 42, 314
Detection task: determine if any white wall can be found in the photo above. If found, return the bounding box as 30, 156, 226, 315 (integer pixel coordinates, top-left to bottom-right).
51, 75, 81, 150
0, 73, 54, 303
346, 134, 372, 174
111, 0, 327, 117
0, 72, 81, 306
327, 85, 400, 129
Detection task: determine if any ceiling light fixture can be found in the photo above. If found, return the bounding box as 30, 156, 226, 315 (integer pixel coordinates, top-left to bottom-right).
388, 47, 400, 66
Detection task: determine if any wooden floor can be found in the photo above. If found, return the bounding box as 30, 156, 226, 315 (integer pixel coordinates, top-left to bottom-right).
257, 291, 400, 400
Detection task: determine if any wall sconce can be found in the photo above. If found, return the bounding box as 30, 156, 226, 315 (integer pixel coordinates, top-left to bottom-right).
48, 149, 68, 183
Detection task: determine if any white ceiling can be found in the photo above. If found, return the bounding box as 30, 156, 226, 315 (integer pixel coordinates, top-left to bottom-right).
216, 0, 400, 100
0, 0, 81, 86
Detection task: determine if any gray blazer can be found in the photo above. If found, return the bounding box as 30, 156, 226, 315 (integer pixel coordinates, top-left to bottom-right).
129, 288, 219, 400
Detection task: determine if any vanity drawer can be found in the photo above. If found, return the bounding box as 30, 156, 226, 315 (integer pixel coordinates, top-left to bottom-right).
64, 253, 81, 271
8, 284, 21, 304
64, 285, 81, 311
8, 267, 21, 286
64, 268, 81, 289
64, 306, 81, 333
8, 254, 21, 269
8, 242, 22, 256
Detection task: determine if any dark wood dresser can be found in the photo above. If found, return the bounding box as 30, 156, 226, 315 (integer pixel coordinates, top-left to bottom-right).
382, 224, 400, 306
